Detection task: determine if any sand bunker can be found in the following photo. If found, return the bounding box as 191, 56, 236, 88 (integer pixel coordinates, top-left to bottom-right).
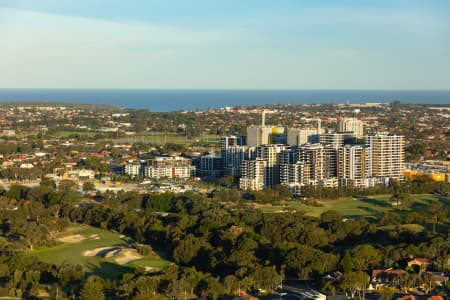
114, 248, 143, 265
58, 234, 86, 243
83, 247, 115, 257
105, 249, 121, 258
82, 246, 143, 264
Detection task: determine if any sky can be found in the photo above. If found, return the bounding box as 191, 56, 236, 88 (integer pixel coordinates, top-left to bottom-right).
0, 0, 449, 89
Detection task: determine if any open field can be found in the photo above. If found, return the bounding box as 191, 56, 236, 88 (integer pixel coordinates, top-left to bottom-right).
111, 132, 220, 145
54, 131, 98, 138
25, 224, 171, 279
258, 194, 448, 218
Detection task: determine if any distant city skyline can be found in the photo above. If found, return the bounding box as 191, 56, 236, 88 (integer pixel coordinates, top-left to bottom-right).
0, 0, 449, 89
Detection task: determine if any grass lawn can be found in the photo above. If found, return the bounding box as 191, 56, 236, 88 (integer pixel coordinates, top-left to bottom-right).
258, 194, 447, 218
111, 132, 220, 145
54, 131, 98, 138
25, 225, 171, 279
126, 257, 172, 269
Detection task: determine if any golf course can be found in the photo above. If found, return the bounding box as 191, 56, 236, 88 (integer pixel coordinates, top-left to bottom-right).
257, 193, 448, 218
25, 224, 172, 279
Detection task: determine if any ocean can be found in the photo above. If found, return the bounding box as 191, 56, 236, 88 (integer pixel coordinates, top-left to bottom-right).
0, 89, 449, 112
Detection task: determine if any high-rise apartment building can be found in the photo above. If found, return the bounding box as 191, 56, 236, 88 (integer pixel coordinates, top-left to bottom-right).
220, 135, 252, 176
324, 145, 338, 178
222, 145, 255, 177
280, 161, 310, 193
367, 134, 405, 183
298, 144, 325, 184
320, 132, 357, 148
338, 118, 364, 138
247, 126, 285, 147
256, 144, 288, 187
199, 154, 223, 178
220, 135, 246, 148
240, 159, 267, 190
287, 127, 323, 146
337, 144, 374, 188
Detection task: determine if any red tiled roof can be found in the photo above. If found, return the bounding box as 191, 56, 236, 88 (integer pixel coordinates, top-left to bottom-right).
396, 295, 416, 300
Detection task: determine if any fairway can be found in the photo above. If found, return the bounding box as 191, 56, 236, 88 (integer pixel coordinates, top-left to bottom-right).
258, 194, 447, 218
26, 225, 171, 279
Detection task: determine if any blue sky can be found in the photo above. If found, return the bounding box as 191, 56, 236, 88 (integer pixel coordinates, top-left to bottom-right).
0, 0, 449, 89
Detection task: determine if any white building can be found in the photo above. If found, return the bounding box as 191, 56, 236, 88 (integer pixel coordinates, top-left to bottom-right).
280, 161, 310, 194
125, 162, 143, 178
287, 127, 323, 146
337, 144, 375, 188
240, 159, 267, 191
367, 134, 405, 183
338, 118, 364, 138
144, 157, 195, 179
320, 132, 357, 148
256, 144, 288, 187
247, 126, 285, 147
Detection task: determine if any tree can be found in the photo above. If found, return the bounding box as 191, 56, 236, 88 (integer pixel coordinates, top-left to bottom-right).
23, 222, 48, 251
82, 181, 95, 192
389, 192, 412, 209
351, 244, 380, 271
172, 234, 203, 265
5, 185, 28, 200
341, 252, 354, 273
58, 180, 78, 191
80, 276, 105, 300
340, 271, 370, 300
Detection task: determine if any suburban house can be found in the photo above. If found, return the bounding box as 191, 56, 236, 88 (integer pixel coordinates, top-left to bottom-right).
407, 258, 431, 268
372, 268, 407, 285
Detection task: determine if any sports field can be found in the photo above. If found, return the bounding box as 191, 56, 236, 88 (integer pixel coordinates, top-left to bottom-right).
26, 224, 172, 279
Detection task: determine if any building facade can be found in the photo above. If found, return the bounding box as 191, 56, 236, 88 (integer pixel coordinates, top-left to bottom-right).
240, 159, 267, 190
367, 134, 405, 183
338, 118, 364, 138
144, 156, 195, 179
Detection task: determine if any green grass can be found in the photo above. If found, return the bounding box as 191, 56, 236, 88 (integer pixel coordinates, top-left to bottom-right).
126, 257, 172, 269
258, 194, 446, 218
377, 224, 426, 232
54, 131, 98, 138
24, 225, 171, 279
112, 132, 220, 145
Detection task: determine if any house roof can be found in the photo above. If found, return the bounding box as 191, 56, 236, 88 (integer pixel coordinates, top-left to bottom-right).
372, 268, 407, 278
396, 295, 416, 300
407, 258, 431, 265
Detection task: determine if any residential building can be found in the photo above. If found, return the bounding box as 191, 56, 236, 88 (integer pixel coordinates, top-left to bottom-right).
320, 132, 357, 148
144, 156, 195, 179
199, 154, 222, 178
240, 159, 267, 190
222, 145, 255, 177
337, 144, 375, 188
367, 133, 405, 183
287, 127, 323, 146
338, 117, 364, 138
125, 161, 143, 178
220, 135, 253, 176
299, 144, 325, 184
256, 144, 288, 187
247, 126, 285, 147
280, 161, 310, 194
